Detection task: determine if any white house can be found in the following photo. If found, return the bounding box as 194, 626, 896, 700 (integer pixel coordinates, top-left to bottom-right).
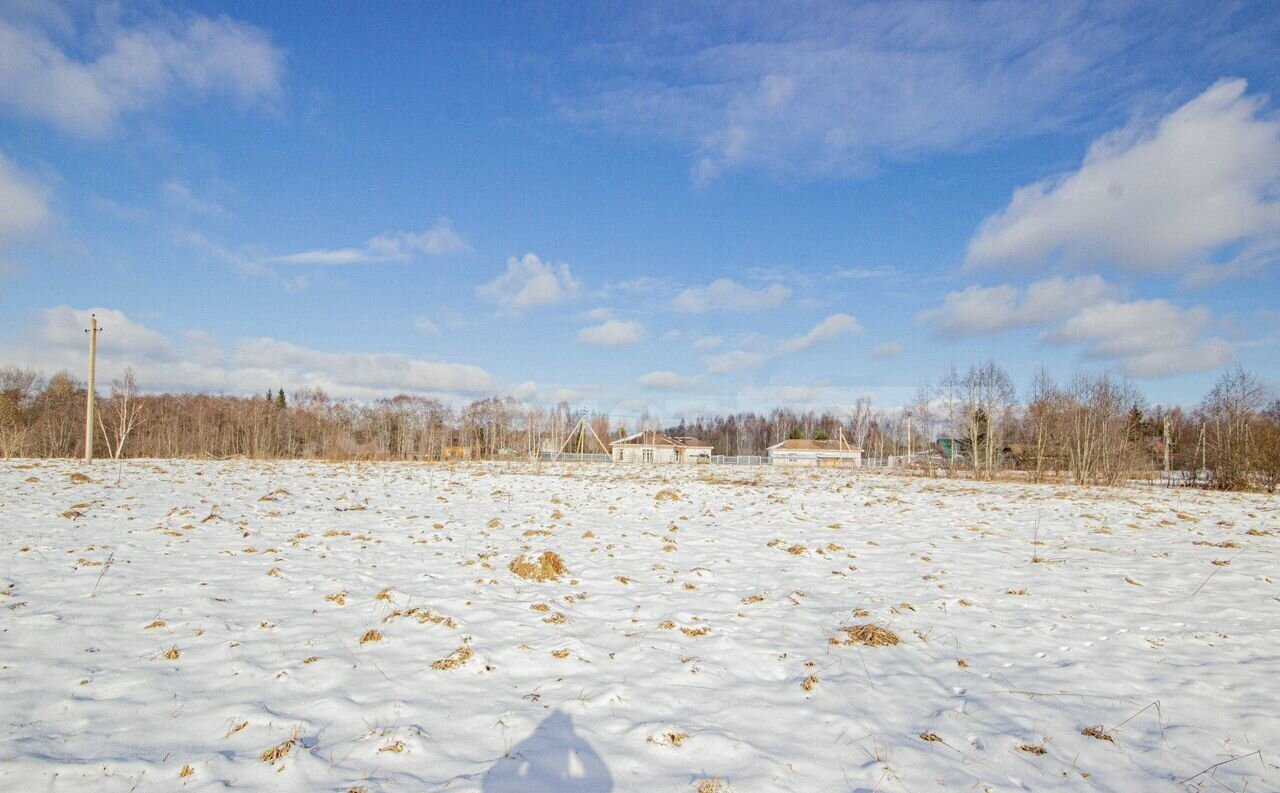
611, 431, 713, 464
767, 438, 863, 467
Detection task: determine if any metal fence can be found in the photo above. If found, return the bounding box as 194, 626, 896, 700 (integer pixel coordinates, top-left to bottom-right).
539, 452, 612, 463
709, 455, 768, 466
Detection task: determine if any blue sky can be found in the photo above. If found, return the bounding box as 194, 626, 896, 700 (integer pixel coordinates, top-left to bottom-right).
2, 1, 1278, 417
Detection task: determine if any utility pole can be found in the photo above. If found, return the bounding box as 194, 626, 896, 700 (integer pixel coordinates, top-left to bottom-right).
84, 314, 101, 463
1163, 417, 1171, 487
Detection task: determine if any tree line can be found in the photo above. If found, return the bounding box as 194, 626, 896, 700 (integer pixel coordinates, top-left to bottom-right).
1, 361, 1277, 491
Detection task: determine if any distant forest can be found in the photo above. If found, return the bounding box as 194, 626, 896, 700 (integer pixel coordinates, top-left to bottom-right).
2, 361, 1278, 492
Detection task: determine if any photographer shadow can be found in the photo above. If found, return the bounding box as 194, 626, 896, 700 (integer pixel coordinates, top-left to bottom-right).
482, 710, 613, 793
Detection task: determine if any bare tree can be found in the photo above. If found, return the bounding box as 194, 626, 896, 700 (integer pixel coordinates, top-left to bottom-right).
97, 368, 146, 460
1199, 366, 1268, 490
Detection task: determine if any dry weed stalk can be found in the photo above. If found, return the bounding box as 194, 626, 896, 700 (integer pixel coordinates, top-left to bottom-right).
1081, 725, 1115, 743
259, 727, 301, 764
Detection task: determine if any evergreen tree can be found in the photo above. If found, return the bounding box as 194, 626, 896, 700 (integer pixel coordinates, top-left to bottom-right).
277, 389, 286, 410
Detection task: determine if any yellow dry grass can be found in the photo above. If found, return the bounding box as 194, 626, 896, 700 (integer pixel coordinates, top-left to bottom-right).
431, 645, 474, 670
163, 646, 181, 660
695, 778, 725, 793
830, 624, 900, 647
1081, 725, 1114, 743
179, 764, 194, 778
509, 551, 567, 582
359, 629, 383, 645
655, 489, 681, 502
145, 619, 167, 629
259, 728, 300, 764
802, 675, 819, 692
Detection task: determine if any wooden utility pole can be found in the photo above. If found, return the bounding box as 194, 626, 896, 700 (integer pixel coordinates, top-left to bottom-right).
1163, 418, 1171, 487
84, 314, 101, 462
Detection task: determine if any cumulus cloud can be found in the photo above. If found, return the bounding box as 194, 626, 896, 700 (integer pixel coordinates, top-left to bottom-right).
705, 313, 859, 374
578, 319, 643, 346
637, 371, 700, 390
706, 350, 771, 374
0, 153, 51, 260
917, 275, 1115, 335
778, 313, 861, 353
0, 12, 285, 137
270, 218, 470, 264
478, 253, 581, 309
1, 305, 496, 399
1044, 299, 1234, 378
674, 278, 790, 312
967, 80, 1280, 281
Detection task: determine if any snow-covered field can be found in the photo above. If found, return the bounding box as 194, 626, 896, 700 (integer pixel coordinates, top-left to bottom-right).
1, 459, 1276, 793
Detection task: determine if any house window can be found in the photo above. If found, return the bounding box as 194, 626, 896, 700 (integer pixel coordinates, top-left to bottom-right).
642, 448, 654, 463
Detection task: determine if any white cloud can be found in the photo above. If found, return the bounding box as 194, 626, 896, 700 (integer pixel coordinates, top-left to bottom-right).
692, 335, 723, 350
562, 4, 1196, 183
706, 350, 771, 374
581, 307, 615, 322
967, 80, 1280, 280
2, 305, 496, 399
1044, 299, 1234, 378
674, 278, 790, 312
637, 371, 700, 390
705, 312, 862, 374
413, 317, 440, 336
0, 153, 50, 263
778, 313, 861, 353
871, 342, 903, 360
163, 180, 225, 216
270, 218, 470, 264
0, 12, 284, 137
917, 275, 1115, 335
478, 253, 581, 309
577, 319, 643, 346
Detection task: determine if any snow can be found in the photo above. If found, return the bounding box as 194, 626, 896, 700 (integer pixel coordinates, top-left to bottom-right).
1, 459, 1277, 792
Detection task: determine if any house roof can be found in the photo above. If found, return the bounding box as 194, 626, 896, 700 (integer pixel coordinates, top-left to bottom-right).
611, 431, 712, 449
767, 439, 863, 453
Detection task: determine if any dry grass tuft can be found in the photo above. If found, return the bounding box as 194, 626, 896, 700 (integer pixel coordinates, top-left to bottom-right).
648, 731, 690, 748
831, 624, 900, 647
145, 619, 167, 629
1018, 742, 1048, 755
509, 551, 567, 582
163, 646, 181, 660
359, 629, 384, 645
530, 603, 551, 612
655, 489, 681, 503
1081, 725, 1114, 743
919, 732, 941, 742
325, 592, 347, 606
487, 518, 503, 529
379, 740, 406, 753
259, 728, 301, 764
680, 626, 711, 638
956, 658, 970, 668
1005, 588, 1029, 596
802, 675, 819, 691
431, 645, 474, 670
543, 612, 567, 624
179, 764, 194, 778
785, 544, 807, 556
741, 594, 765, 605
375, 588, 395, 602
550, 648, 571, 659
695, 779, 726, 793
68, 472, 93, 484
